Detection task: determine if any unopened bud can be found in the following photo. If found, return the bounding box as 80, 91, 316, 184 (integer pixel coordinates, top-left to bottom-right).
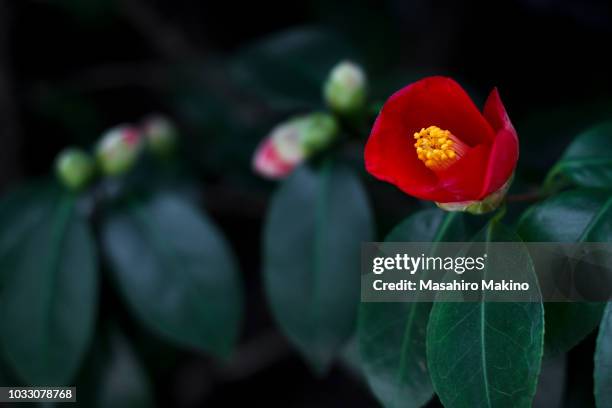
252, 113, 338, 179
323, 61, 367, 114
298, 112, 338, 153
253, 120, 304, 180
96, 125, 143, 176
55, 148, 96, 191
142, 114, 178, 157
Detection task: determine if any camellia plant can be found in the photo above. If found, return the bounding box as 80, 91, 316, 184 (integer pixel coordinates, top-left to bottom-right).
255, 62, 612, 407
2, 24, 612, 406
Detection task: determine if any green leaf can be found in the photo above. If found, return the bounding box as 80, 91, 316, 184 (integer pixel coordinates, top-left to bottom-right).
540, 302, 603, 359
518, 189, 609, 356
101, 191, 243, 357
595, 303, 612, 408
0, 184, 98, 385
232, 27, 358, 111
358, 209, 468, 408
264, 161, 373, 372
427, 221, 544, 408
545, 122, 612, 191
518, 189, 612, 242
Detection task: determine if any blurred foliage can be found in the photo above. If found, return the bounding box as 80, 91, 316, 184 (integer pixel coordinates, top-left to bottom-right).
232, 27, 360, 112
0, 182, 97, 385
264, 160, 373, 372
102, 190, 243, 357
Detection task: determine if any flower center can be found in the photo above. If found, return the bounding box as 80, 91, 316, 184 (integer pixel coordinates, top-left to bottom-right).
413, 126, 467, 171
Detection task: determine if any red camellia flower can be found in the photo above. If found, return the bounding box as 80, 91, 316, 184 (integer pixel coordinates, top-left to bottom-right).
364, 76, 518, 213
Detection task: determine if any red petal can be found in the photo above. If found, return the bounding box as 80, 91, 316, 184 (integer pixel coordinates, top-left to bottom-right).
365, 108, 451, 201
436, 144, 492, 201
480, 89, 519, 197
386, 76, 495, 146
483, 87, 515, 133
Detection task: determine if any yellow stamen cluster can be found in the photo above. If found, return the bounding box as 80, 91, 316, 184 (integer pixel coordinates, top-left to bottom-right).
413, 126, 467, 171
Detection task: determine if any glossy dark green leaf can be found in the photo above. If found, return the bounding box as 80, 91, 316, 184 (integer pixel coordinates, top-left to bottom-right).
101, 191, 243, 357
545, 122, 612, 190
232, 27, 358, 111
0, 184, 98, 385
595, 303, 612, 408
427, 221, 544, 408
518, 189, 609, 356
358, 209, 467, 408
264, 161, 373, 372
539, 302, 603, 359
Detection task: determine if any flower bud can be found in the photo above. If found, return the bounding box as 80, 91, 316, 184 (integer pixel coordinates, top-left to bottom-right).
55, 148, 95, 191
253, 136, 296, 179
142, 114, 178, 157
253, 113, 338, 179
96, 125, 143, 176
253, 120, 304, 180
299, 112, 339, 154
324, 61, 367, 114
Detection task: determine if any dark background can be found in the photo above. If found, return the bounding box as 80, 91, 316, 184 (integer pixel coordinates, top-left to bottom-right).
0, 0, 611, 406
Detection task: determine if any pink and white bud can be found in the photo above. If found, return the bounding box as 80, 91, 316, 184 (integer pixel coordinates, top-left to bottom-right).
252, 113, 338, 180
253, 122, 305, 179
96, 125, 143, 176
